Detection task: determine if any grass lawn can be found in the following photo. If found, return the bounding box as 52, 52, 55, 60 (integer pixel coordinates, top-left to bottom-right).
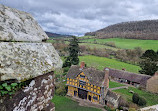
80, 38, 158, 51
51, 95, 101, 111
109, 81, 125, 88
79, 55, 140, 73
113, 87, 158, 106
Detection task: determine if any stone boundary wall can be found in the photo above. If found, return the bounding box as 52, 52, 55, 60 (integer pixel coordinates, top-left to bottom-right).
0, 71, 55, 111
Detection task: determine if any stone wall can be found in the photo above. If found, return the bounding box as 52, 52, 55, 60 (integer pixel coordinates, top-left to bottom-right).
0, 71, 55, 111
0, 4, 62, 111
146, 73, 158, 93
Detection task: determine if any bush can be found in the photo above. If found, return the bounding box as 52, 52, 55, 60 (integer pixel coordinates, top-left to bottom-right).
132, 93, 139, 104
132, 93, 146, 106
106, 42, 116, 47
55, 83, 67, 96
129, 108, 136, 111
138, 97, 146, 106
63, 67, 70, 73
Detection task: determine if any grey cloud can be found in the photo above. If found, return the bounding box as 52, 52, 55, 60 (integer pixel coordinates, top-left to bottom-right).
0, 0, 158, 35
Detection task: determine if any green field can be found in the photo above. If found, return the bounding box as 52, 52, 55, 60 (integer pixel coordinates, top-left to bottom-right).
80, 38, 158, 51
109, 81, 125, 88
80, 43, 119, 51
113, 87, 158, 106
52, 95, 101, 111
79, 55, 140, 73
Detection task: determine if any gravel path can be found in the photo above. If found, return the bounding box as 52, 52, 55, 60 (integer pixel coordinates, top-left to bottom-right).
109, 86, 128, 91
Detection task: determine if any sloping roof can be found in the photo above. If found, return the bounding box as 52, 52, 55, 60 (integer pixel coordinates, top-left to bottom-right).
66, 65, 105, 87
109, 68, 151, 86
105, 90, 120, 108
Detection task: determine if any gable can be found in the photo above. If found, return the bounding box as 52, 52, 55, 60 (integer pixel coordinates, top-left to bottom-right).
67, 65, 105, 87
76, 72, 89, 83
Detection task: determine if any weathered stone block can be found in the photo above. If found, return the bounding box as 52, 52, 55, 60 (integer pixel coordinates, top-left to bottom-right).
0, 4, 48, 42
0, 42, 62, 81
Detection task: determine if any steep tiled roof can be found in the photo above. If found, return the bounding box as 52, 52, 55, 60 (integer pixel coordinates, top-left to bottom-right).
66, 65, 105, 87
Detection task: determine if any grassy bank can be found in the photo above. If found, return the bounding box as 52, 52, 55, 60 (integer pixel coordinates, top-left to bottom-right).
79, 55, 140, 73
109, 81, 125, 88
113, 87, 158, 106
52, 95, 101, 111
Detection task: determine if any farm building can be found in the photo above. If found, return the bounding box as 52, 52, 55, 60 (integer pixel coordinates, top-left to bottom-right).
66, 62, 121, 107
146, 71, 158, 93
109, 68, 151, 88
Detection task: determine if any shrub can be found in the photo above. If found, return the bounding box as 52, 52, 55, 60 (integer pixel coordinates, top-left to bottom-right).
129, 108, 136, 111
63, 67, 70, 73
132, 93, 139, 104
129, 103, 138, 110
132, 93, 146, 106
138, 97, 146, 106
55, 83, 67, 96
106, 42, 116, 47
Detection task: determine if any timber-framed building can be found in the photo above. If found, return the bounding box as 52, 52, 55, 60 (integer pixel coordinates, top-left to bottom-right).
66, 62, 109, 104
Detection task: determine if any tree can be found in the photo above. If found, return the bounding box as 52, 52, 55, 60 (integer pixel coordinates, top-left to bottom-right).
63, 36, 79, 67
132, 93, 146, 106
139, 50, 158, 76
132, 93, 139, 104
138, 97, 146, 106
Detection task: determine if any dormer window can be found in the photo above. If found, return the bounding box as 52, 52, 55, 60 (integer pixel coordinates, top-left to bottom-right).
80, 75, 85, 78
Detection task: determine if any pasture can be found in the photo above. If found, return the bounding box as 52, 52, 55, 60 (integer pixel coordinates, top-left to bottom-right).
80, 38, 158, 51
79, 55, 140, 73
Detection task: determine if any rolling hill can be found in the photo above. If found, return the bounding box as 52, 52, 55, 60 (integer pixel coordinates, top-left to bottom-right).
85, 19, 158, 40
45, 31, 72, 38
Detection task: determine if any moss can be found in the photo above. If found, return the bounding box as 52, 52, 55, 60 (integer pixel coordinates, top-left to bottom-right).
15, 61, 21, 65
0, 64, 4, 68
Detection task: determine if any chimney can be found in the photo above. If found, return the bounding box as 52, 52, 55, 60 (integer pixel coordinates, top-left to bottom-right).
80, 61, 85, 69
103, 68, 109, 88
122, 68, 126, 71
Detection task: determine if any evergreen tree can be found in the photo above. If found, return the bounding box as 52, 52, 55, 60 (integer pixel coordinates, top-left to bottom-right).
139, 50, 158, 76
63, 36, 79, 67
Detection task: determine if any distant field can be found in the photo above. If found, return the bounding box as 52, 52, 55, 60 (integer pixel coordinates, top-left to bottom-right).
46, 39, 55, 43
79, 43, 119, 51
80, 38, 158, 51
114, 87, 158, 106
79, 55, 140, 73
52, 95, 101, 111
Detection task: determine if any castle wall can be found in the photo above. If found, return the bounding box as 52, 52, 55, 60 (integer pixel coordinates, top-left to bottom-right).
0, 72, 55, 111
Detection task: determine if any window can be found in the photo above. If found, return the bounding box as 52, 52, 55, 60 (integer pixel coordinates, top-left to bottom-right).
80, 75, 85, 78
79, 80, 86, 86
93, 96, 98, 100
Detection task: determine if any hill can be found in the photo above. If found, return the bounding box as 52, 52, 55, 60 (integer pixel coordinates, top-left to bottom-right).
85, 19, 158, 40
45, 31, 71, 38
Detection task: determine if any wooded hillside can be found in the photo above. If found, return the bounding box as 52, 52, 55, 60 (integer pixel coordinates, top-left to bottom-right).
85, 20, 158, 40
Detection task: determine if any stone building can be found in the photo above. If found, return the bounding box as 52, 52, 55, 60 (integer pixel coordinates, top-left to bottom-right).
0, 4, 62, 111
109, 68, 151, 88
146, 71, 158, 93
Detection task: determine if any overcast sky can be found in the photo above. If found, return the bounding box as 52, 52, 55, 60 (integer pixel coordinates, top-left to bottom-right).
1, 0, 158, 36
